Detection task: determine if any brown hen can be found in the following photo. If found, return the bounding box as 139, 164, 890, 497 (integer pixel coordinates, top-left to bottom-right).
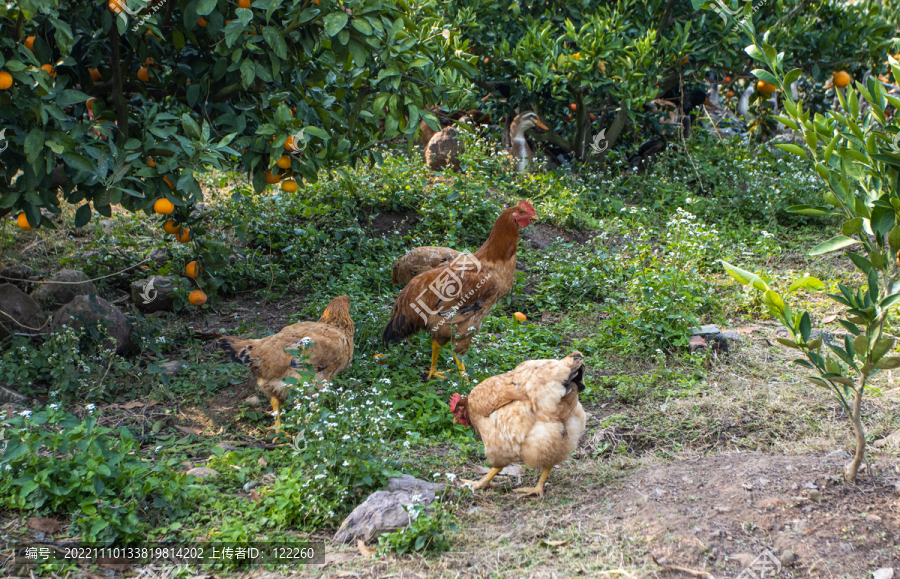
216, 296, 354, 429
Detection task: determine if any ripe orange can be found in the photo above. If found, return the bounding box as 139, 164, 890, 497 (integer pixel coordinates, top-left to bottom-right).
283, 136, 294, 151
25, 36, 35, 51
163, 220, 180, 234
0, 71, 12, 90
282, 179, 298, 193
144, 57, 156, 67
374, 354, 386, 364
569, 103, 577, 111
833, 70, 851, 89
188, 289, 207, 306
589, 113, 596, 121
147, 157, 156, 167
17, 213, 33, 230
198, 17, 207, 26
756, 80, 776, 96
727, 90, 734, 99
163, 176, 175, 189
723, 75, 731, 83
176, 227, 192, 242
153, 198, 175, 215
483, 57, 489, 64
265, 170, 280, 184
137, 66, 150, 82
276, 155, 291, 169
513, 312, 527, 321
89, 67, 101, 82
238, 0, 251, 7
185, 261, 201, 278
86, 97, 97, 112
41, 64, 56, 78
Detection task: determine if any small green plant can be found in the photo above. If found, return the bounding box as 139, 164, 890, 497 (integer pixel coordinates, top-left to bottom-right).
0, 406, 199, 543
722, 29, 900, 483
377, 488, 458, 556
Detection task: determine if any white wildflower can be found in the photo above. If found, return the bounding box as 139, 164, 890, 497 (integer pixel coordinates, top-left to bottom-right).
445, 472, 457, 482
19, 410, 32, 417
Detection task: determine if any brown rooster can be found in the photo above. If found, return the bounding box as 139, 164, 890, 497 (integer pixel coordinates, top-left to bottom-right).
391, 246, 462, 288
382, 201, 537, 380
216, 296, 354, 429
449, 352, 587, 497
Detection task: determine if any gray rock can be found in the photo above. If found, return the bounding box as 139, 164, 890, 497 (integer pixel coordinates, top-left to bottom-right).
425, 127, 463, 173
160, 360, 184, 376
334, 487, 438, 544
690, 324, 720, 336
0, 384, 27, 405
825, 449, 851, 460
186, 467, 219, 479
51, 295, 132, 355
131, 276, 187, 313
0, 283, 49, 339
0, 265, 35, 290
873, 568, 894, 579
148, 248, 169, 264
31, 269, 97, 309
809, 329, 834, 344
384, 474, 445, 495
778, 551, 797, 566
717, 330, 743, 342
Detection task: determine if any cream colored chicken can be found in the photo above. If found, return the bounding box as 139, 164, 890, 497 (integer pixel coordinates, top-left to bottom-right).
449, 351, 587, 497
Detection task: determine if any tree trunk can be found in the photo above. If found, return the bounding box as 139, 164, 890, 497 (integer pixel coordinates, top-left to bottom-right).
845, 387, 866, 483
110, 30, 129, 143
596, 107, 629, 166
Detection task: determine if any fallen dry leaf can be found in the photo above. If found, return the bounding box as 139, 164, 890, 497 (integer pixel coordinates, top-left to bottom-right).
258, 456, 268, 468
175, 425, 202, 435
121, 401, 145, 409
735, 326, 761, 334
822, 315, 838, 324
541, 311, 551, 322
249, 489, 262, 502
356, 539, 375, 558
26, 517, 65, 534
540, 539, 569, 547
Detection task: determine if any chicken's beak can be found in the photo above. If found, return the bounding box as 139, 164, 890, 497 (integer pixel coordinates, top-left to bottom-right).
452, 416, 459, 424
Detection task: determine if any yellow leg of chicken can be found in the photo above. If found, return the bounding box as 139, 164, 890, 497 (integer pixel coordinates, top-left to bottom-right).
514, 467, 551, 497
426, 340, 446, 380
269, 396, 282, 431
461, 467, 501, 491
452, 354, 469, 381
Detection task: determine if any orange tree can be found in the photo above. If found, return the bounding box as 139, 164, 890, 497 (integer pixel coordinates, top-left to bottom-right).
0, 0, 475, 299
450, 0, 897, 162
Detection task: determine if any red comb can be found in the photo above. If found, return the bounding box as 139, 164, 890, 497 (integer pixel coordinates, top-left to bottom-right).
449, 393, 462, 412
518, 200, 535, 214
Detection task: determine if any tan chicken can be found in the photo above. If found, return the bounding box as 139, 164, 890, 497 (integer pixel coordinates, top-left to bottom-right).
382, 201, 537, 380
449, 351, 587, 497
216, 296, 354, 429
391, 246, 462, 288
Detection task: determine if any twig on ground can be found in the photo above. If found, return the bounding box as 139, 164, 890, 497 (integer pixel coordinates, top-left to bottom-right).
651, 555, 716, 578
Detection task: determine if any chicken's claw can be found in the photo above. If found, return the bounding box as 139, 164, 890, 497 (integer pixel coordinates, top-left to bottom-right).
460, 478, 498, 490
513, 485, 544, 498
426, 370, 447, 380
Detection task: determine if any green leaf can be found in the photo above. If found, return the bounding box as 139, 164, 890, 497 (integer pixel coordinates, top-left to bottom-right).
762, 290, 785, 312
56, 90, 89, 107
351, 18, 373, 35
799, 312, 811, 342
62, 152, 94, 173
786, 276, 826, 294
841, 218, 863, 236
719, 260, 768, 291
240, 59, 255, 89
787, 204, 831, 216
889, 225, 900, 251
871, 338, 895, 362
74, 204, 92, 228
323, 12, 349, 36
852, 334, 868, 358
751, 69, 779, 86
774, 143, 807, 158
196, 0, 217, 16
809, 236, 860, 256
24, 128, 44, 162
876, 357, 900, 369
777, 338, 799, 349
870, 206, 896, 237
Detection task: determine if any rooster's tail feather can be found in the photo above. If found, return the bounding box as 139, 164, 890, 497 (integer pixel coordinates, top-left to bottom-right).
216, 336, 255, 366
382, 311, 419, 345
